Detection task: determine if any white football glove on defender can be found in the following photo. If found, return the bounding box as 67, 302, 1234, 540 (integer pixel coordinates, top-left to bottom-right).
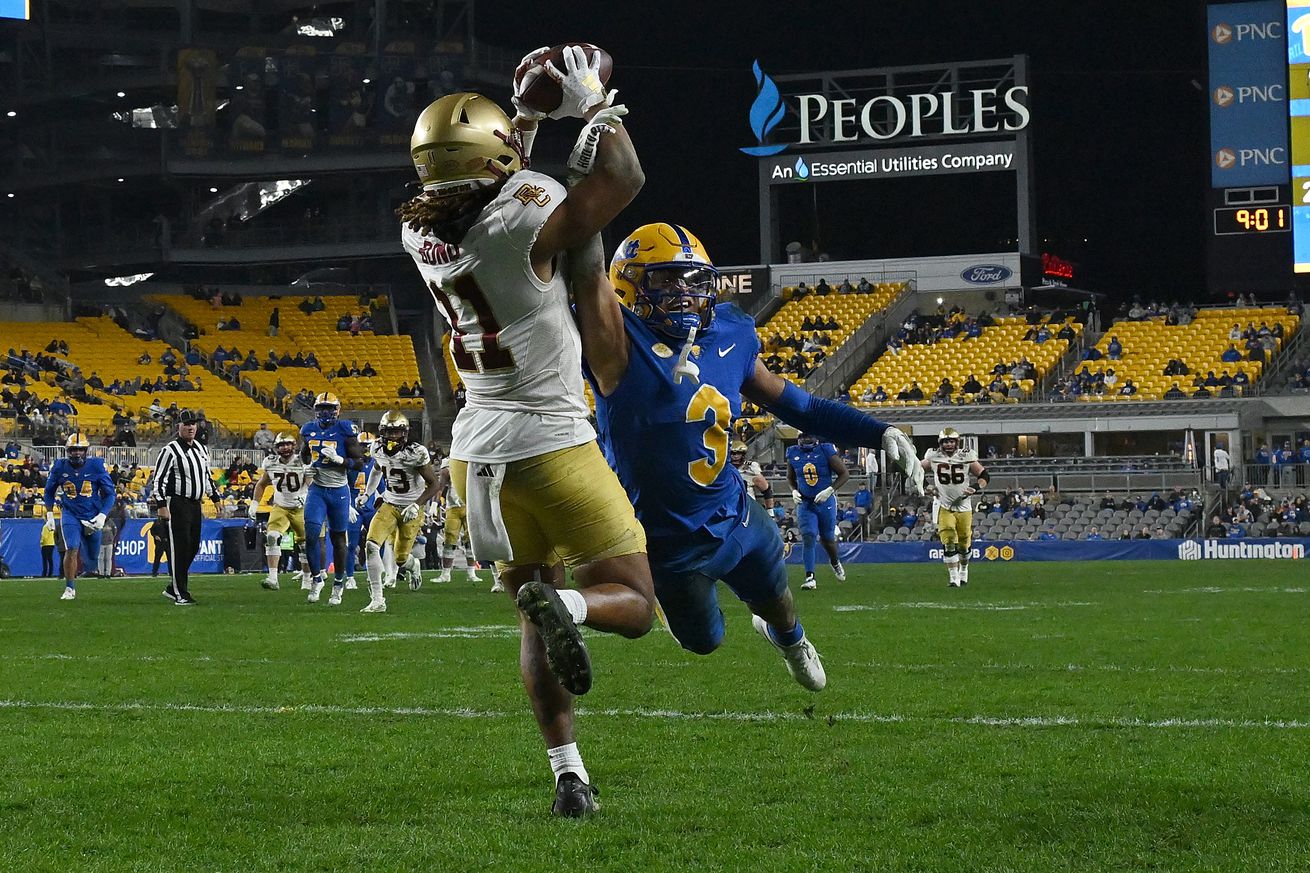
318, 445, 343, 465
247, 500, 258, 520
348, 505, 359, 525
791, 489, 804, 507
812, 486, 835, 504
881, 426, 925, 496
85, 513, 107, 531
354, 492, 370, 510
45, 512, 57, 532
400, 503, 421, 524
544, 45, 608, 120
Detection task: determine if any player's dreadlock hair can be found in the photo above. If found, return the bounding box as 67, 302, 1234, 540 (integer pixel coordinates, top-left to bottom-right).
395, 184, 499, 244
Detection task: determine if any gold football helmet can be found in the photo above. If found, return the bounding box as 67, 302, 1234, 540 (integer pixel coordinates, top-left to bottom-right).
274, 432, 297, 459
379, 410, 410, 453
730, 440, 748, 468
357, 431, 376, 453
314, 392, 340, 424
938, 427, 961, 453
65, 432, 90, 467
411, 93, 524, 193
609, 223, 718, 339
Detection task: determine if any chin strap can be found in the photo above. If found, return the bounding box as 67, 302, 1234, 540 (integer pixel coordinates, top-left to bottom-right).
672, 324, 700, 385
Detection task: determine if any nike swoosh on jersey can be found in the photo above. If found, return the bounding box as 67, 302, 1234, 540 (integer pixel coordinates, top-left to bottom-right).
718, 344, 737, 357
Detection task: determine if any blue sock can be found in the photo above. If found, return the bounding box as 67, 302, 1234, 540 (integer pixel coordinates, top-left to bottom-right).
304, 524, 324, 574
802, 536, 817, 574
769, 618, 804, 647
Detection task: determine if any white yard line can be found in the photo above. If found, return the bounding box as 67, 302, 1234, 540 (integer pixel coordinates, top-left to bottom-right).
833, 601, 1096, 612
1142, 587, 1306, 594
0, 698, 1306, 730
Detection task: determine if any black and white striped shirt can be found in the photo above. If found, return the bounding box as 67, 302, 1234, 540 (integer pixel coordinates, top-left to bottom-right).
150, 438, 218, 501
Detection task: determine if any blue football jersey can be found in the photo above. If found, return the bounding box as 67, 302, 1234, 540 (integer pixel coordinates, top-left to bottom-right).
44, 457, 115, 521
787, 442, 838, 499
587, 303, 760, 543
301, 418, 358, 488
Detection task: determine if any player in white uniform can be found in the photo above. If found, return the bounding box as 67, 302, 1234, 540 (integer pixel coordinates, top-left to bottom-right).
920, 427, 989, 587
355, 411, 440, 613
435, 456, 486, 586
730, 441, 775, 511
250, 433, 316, 591
398, 56, 655, 817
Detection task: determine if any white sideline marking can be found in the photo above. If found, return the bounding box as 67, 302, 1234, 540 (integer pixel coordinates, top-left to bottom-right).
7, 654, 274, 665
338, 626, 521, 642
834, 601, 1094, 612
0, 698, 1305, 731
1143, 587, 1306, 594
842, 660, 1309, 677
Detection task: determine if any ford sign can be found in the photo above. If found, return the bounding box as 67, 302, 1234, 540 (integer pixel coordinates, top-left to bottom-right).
961, 264, 1013, 284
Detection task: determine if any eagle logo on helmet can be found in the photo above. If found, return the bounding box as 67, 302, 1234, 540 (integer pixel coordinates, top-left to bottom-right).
314, 392, 341, 426
938, 427, 962, 454
609, 223, 719, 340
65, 432, 90, 468
274, 433, 297, 460
379, 410, 410, 454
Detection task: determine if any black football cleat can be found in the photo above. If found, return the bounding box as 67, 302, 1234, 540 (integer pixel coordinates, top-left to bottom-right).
516, 581, 592, 695
552, 773, 600, 818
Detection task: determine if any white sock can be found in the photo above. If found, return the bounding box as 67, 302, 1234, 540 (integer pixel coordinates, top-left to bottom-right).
547, 742, 589, 785
959, 563, 969, 581
557, 588, 588, 626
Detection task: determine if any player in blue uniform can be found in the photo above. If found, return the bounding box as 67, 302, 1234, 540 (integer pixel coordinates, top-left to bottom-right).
43, 433, 115, 601
574, 223, 924, 691
345, 430, 378, 588
300, 392, 366, 605
786, 434, 850, 590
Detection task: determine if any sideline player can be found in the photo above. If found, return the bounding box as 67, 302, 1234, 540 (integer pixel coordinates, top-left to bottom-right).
250, 432, 314, 591
786, 434, 850, 590
42, 433, 115, 601
921, 427, 989, 587
355, 411, 440, 612
398, 51, 656, 816
572, 222, 924, 691
730, 441, 775, 511
344, 430, 378, 590
300, 392, 364, 606
434, 456, 482, 585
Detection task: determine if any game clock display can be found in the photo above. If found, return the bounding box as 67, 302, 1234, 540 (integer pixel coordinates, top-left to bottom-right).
1212, 205, 1290, 235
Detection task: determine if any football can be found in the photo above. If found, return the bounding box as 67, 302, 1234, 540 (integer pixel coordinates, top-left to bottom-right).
514, 43, 613, 116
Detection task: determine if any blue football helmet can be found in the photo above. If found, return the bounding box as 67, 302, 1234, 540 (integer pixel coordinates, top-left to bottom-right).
609, 223, 719, 340
314, 392, 341, 426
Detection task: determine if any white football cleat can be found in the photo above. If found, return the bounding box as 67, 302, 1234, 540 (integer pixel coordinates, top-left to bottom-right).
344, 577, 358, 590
436, 570, 451, 584
383, 575, 397, 589
490, 579, 505, 593
60, 587, 76, 601
261, 576, 279, 591
300, 574, 313, 591
752, 615, 826, 692
948, 580, 961, 588
327, 586, 343, 606
306, 579, 324, 603
801, 574, 817, 590
360, 598, 387, 613
832, 562, 846, 582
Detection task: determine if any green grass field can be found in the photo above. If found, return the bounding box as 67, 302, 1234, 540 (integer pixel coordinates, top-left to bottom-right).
2, 561, 1309, 872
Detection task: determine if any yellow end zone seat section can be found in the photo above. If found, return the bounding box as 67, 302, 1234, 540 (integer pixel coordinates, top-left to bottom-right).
151, 294, 422, 411
851, 316, 1081, 406
1081, 307, 1299, 402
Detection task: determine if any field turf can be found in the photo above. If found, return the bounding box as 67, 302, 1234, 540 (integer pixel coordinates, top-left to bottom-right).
1, 561, 1308, 872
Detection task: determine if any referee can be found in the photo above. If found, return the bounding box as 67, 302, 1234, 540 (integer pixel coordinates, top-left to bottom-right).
148, 410, 221, 605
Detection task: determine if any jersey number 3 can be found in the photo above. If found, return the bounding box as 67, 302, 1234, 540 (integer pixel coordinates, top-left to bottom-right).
686, 384, 731, 487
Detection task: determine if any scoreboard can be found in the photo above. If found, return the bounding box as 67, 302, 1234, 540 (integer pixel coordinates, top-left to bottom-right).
1207, 1, 1297, 294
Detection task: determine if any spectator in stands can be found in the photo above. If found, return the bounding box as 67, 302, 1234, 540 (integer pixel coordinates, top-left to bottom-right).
241, 352, 260, 372
1099, 491, 1116, 510
398, 381, 412, 398
897, 382, 924, 401
857, 277, 873, 293
304, 351, 319, 369
859, 385, 875, 403
1163, 382, 1185, 400
1107, 336, 1123, 359
1229, 322, 1243, 341
987, 375, 1006, 395
815, 278, 831, 295
294, 388, 315, 410
3, 439, 18, 460
871, 385, 888, 402
1232, 370, 1250, 388
1033, 325, 1052, 344
1221, 344, 1242, 363
1133, 526, 1151, 539
336, 362, 349, 378
837, 279, 854, 294
336, 314, 352, 331
273, 380, 289, 411
1118, 380, 1137, 397
265, 351, 279, 371
1084, 525, 1103, 541
268, 307, 280, 337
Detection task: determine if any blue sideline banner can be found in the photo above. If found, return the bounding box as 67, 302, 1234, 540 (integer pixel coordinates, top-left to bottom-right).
0, 518, 247, 577
785, 538, 1310, 565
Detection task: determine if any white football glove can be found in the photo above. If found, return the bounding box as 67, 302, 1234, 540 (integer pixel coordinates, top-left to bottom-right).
354, 492, 370, 510
791, 489, 804, 507
812, 486, 835, 504
45, 512, 57, 532
247, 500, 258, 520
511, 46, 550, 122
85, 513, 107, 531
318, 445, 343, 465
292, 494, 306, 510
566, 98, 628, 181
544, 45, 608, 120
349, 505, 359, 525
881, 426, 925, 496
400, 503, 421, 523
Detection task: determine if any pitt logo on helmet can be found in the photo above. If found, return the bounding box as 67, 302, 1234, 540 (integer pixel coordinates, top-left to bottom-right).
609, 223, 719, 340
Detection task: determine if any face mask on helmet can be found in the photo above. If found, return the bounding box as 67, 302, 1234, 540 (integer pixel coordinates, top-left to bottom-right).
315, 404, 339, 426
276, 441, 295, 460
634, 266, 718, 340
381, 426, 407, 451
730, 450, 746, 468
68, 448, 87, 468
797, 434, 818, 450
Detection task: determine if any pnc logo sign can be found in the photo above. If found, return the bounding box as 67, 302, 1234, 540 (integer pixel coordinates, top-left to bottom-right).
1215, 148, 1236, 169
1213, 86, 1235, 108
1212, 22, 1233, 44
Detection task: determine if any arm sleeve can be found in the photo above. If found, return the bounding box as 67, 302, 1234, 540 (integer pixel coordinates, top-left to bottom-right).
763, 381, 893, 448
43, 467, 57, 509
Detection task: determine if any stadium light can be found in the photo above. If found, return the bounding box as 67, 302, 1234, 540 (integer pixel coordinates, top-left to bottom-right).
5, 111, 14, 118
362, 78, 371, 84
116, 178, 124, 182
936, 296, 944, 305
209, 187, 218, 193
116, 91, 126, 98
5, 193, 12, 199
235, 85, 243, 91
